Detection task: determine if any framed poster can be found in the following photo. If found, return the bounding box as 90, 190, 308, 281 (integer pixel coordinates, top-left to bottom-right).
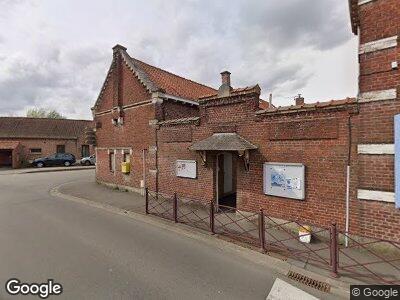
263, 162, 305, 200
176, 160, 197, 179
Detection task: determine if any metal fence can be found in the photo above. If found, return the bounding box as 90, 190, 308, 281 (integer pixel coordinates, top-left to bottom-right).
337, 232, 400, 284
145, 189, 174, 221
145, 189, 400, 284
263, 215, 334, 273
213, 204, 260, 246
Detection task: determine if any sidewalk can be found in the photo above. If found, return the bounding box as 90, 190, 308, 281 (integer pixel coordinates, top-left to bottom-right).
0, 165, 95, 175
57, 179, 145, 212
53, 180, 400, 291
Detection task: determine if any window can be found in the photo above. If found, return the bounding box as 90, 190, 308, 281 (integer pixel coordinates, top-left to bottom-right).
81, 145, 90, 158
56, 145, 65, 153
109, 152, 115, 172
123, 153, 131, 163
30, 148, 42, 154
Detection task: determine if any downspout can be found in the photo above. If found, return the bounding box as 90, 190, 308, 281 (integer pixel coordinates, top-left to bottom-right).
142, 149, 146, 187
345, 115, 352, 247
142, 149, 147, 195
345, 28, 360, 247
155, 126, 159, 193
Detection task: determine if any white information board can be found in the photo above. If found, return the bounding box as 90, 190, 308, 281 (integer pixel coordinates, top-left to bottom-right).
263, 162, 305, 200
176, 160, 197, 179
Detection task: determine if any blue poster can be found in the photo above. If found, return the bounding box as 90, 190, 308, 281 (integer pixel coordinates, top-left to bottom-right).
395, 114, 400, 209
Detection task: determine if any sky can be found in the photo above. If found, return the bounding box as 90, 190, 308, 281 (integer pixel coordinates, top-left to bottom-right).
0, 0, 359, 119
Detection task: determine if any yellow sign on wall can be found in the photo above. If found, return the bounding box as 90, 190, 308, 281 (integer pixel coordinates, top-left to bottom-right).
121, 162, 130, 174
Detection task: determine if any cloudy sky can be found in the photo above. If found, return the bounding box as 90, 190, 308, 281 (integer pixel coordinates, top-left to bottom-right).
0, 0, 358, 119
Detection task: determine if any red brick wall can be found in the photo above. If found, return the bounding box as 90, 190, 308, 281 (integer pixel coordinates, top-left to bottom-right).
157, 124, 215, 202
157, 95, 351, 226
358, 155, 394, 191
97, 75, 114, 112
121, 63, 151, 105
93, 50, 206, 192
358, 0, 400, 44
94, 50, 158, 190
162, 101, 198, 120
352, 0, 400, 241
155, 91, 399, 241
356, 101, 400, 143
94, 104, 157, 190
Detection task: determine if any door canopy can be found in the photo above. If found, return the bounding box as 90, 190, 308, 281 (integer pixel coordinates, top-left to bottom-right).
189, 133, 257, 170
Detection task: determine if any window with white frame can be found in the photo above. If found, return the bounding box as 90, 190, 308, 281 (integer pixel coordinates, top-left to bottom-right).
30, 148, 42, 154
109, 151, 115, 172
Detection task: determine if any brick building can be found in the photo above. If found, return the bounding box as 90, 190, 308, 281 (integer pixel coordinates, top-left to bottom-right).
0, 117, 93, 168
93, 0, 399, 242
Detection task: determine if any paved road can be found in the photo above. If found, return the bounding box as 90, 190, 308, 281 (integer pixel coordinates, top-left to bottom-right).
0, 170, 332, 299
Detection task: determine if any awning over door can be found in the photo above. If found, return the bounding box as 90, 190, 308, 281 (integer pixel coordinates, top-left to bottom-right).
189, 133, 257, 170
189, 133, 258, 151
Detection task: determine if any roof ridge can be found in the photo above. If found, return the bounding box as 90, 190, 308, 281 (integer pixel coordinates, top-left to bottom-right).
121, 51, 160, 92
256, 97, 356, 115
0, 116, 92, 122
130, 56, 217, 92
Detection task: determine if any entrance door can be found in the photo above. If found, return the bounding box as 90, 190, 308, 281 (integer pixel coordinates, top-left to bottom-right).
0, 149, 12, 167
81, 145, 90, 158
216, 153, 237, 209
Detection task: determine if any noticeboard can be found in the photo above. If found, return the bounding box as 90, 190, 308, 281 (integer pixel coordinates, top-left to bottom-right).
263, 162, 305, 200
176, 160, 197, 179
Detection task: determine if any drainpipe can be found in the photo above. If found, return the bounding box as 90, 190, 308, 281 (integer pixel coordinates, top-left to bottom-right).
345, 116, 352, 247
142, 149, 147, 195
155, 126, 159, 193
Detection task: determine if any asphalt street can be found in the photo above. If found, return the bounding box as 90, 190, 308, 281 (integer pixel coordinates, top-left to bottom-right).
0, 169, 334, 299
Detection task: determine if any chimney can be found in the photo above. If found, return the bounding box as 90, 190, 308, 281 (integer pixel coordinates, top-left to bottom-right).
221, 71, 231, 86
295, 94, 304, 106
218, 71, 232, 97
112, 44, 127, 54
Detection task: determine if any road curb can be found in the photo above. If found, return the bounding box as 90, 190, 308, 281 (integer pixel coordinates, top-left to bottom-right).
0, 166, 95, 175
50, 183, 350, 299
23, 166, 95, 174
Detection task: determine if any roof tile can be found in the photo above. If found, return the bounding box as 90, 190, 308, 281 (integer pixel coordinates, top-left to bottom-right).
0, 117, 93, 139
127, 54, 217, 100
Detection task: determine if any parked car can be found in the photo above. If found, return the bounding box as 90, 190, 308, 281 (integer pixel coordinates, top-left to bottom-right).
32, 153, 76, 168
80, 155, 96, 166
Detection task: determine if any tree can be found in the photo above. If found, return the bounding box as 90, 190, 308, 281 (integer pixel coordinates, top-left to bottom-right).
46, 110, 65, 119
26, 108, 65, 119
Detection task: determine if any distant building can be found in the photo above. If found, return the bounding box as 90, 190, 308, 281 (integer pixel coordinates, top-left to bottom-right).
0, 117, 94, 168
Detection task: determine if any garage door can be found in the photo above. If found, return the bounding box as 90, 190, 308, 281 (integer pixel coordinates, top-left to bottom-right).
0, 149, 12, 167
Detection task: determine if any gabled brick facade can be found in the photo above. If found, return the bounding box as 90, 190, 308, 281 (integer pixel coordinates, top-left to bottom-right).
93, 45, 216, 193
